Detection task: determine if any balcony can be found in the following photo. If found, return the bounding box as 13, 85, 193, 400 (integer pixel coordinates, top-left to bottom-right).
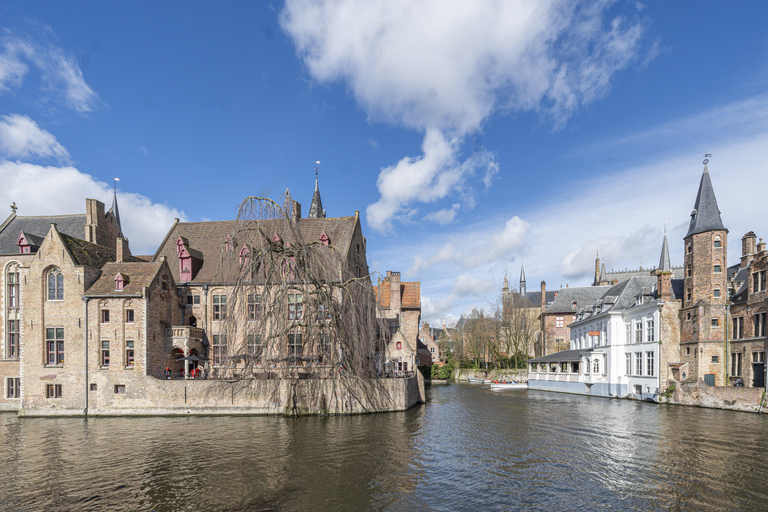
166, 326, 205, 340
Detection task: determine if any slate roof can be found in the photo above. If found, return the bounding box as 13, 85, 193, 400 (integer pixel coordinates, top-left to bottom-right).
529, 349, 587, 363
60, 233, 118, 268
84, 261, 165, 296
545, 286, 611, 314
152, 216, 358, 284
308, 177, 325, 218
507, 290, 556, 308
686, 165, 727, 238
603, 267, 684, 282
659, 233, 671, 271
0, 213, 86, 255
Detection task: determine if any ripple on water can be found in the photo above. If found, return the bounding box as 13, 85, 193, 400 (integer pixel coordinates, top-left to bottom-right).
2, 386, 768, 511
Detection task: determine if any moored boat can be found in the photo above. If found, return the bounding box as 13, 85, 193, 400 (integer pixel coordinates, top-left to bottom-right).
489, 382, 527, 390
467, 377, 485, 383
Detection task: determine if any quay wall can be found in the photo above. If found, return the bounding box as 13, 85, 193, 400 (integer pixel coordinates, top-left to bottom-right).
17, 374, 423, 417
454, 369, 528, 382
667, 380, 765, 413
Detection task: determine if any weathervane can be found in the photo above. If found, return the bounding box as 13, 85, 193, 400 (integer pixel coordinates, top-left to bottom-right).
114, 177, 120, 192
703, 153, 712, 165
314, 158, 320, 179
10, 202, 17, 214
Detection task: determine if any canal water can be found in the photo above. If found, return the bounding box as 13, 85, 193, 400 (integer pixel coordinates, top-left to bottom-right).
1, 384, 767, 511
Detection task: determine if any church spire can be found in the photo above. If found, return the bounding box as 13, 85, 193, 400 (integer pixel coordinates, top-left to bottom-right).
109, 178, 122, 235
658, 223, 671, 271
685, 161, 726, 238
308, 158, 326, 219
519, 261, 526, 295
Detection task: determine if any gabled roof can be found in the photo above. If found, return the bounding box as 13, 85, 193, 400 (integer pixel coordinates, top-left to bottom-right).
152, 216, 358, 284
84, 261, 166, 296
529, 348, 587, 363
0, 214, 86, 254
545, 286, 611, 314
377, 279, 421, 309
60, 233, 119, 268
686, 165, 727, 238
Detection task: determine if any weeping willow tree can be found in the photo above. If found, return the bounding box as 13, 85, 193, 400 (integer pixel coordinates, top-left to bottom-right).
209, 191, 392, 415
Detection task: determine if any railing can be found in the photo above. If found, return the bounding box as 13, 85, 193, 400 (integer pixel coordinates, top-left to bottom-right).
529, 372, 579, 382
166, 326, 205, 339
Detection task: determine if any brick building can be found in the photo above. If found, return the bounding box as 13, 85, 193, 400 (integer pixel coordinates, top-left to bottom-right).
377, 271, 421, 373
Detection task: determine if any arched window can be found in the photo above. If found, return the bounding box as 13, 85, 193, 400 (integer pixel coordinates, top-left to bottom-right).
687, 264, 692, 278
396, 342, 402, 350
47, 269, 63, 300
593, 358, 600, 374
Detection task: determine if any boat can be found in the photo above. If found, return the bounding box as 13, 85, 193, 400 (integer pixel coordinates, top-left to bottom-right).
467, 377, 485, 384
489, 382, 527, 390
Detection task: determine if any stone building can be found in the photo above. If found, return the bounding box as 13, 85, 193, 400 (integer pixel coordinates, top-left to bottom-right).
501, 265, 557, 359
538, 285, 609, 357
724, 232, 767, 388
418, 322, 440, 365
377, 271, 421, 373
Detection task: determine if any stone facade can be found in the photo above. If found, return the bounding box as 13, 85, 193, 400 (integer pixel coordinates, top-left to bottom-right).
377, 271, 421, 373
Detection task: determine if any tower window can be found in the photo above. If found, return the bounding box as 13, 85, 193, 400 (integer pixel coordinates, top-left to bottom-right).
713, 265, 721, 274
714, 236, 721, 248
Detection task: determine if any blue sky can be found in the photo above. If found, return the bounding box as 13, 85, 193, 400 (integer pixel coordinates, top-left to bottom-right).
1, 1, 767, 325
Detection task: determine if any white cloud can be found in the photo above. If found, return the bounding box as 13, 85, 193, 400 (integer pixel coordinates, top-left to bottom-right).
452, 274, 494, 297
424, 203, 460, 225
366, 130, 497, 232
282, 0, 651, 230
0, 114, 69, 161
0, 160, 187, 254
139, 146, 149, 156
0, 28, 103, 112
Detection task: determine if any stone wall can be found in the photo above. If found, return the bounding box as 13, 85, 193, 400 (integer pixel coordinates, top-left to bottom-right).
454, 368, 528, 382
17, 374, 423, 417
668, 380, 765, 413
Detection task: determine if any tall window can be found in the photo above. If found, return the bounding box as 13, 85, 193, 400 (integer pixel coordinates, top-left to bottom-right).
555, 316, 564, 328
212, 335, 227, 365
7, 320, 19, 359
7, 269, 19, 308
101, 310, 110, 323
288, 293, 303, 320
732, 352, 742, 376
319, 334, 332, 364
646, 351, 654, 376
634, 321, 642, 344
247, 334, 262, 359
6, 378, 20, 398
47, 269, 64, 300
213, 295, 227, 321
713, 236, 721, 248
755, 313, 766, 338
625, 323, 631, 344
318, 304, 331, 321
126, 340, 134, 366
646, 319, 655, 342
754, 271, 767, 292
625, 353, 632, 375
46, 328, 64, 365
126, 309, 134, 323
635, 352, 642, 376
288, 333, 303, 364
101, 341, 110, 366
733, 317, 743, 339
247, 294, 261, 320
593, 359, 599, 374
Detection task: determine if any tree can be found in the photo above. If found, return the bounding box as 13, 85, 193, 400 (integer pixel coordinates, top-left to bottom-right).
211, 191, 391, 415
498, 289, 539, 368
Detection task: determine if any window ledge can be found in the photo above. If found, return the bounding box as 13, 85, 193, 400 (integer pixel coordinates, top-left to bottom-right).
124, 366, 134, 370
44, 365, 63, 368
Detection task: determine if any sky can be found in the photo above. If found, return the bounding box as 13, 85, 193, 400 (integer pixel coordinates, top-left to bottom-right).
1, 1, 767, 327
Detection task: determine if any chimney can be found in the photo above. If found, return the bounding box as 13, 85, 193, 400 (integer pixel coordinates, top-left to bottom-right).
84, 198, 105, 244
291, 200, 302, 223
390, 271, 401, 311
742, 231, 757, 267
656, 270, 672, 301
759, 238, 766, 256
540, 281, 546, 313
116, 237, 131, 263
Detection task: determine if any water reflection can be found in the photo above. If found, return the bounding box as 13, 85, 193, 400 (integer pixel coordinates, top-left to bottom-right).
1, 386, 767, 511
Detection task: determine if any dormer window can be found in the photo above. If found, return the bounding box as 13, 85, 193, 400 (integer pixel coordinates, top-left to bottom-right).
224, 235, 234, 251
636, 296, 643, 305
239, 244, 250, 267
114, 273, 126, 291
319, 232, 330, 246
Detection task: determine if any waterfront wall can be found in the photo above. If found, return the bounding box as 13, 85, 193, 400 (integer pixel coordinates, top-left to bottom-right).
667, 380, 765, 413
454, 369, 528, 382
17, 374, 423, 417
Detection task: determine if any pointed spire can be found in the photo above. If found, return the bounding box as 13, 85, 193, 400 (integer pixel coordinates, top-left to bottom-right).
308, 159, 325, 219
686, 163, 726, 238
658, 229, 671, 272
600, 259, 606, 282
110, 178, 122, 235
502, 273, 509, 290
519, 261, 526, 295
